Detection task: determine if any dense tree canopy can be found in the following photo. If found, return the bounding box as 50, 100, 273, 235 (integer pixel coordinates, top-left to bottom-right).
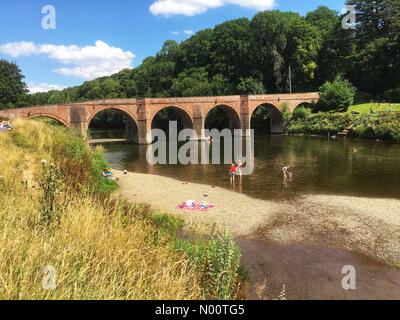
1, 1, 399, 110
0, 60, 28, 107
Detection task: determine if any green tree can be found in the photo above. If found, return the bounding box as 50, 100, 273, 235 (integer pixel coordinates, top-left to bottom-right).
0, 60, 28, 108
210, 74, 232, 95
236, 77, 265, 95
286, 18, 323, 90
317, 76, 356, 112
210, 18, 252, 82
47, 91, 68, 105
171, 68, 213, 97
178, 29, 213, 73
306, 6, 339, 37
250, 11, 293, 91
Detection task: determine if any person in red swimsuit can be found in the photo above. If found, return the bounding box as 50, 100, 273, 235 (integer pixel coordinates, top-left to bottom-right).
230, 163, 236, 185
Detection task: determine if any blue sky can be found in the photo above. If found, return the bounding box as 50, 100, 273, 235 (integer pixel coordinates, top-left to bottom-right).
0, 0, 345, 93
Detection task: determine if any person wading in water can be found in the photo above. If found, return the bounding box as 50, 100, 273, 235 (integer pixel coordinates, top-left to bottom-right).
230, 163, 236, 185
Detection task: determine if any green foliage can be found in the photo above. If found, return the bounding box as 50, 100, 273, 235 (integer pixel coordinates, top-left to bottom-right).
88, 148, 118, 194
384, 88, 400, 102
236, 77, 265, 95
286, 110, 400, 142
171, 68, 213, 97
292, 106, 312, 121
0, 60, 28, 108
317, 76, 356, 112
175, 231, 242, 300
45, 125, 117, 194
145, 213, 243, 300
150, 214, 185, 239
306, 6, 339, 37
39, 161, 63, 225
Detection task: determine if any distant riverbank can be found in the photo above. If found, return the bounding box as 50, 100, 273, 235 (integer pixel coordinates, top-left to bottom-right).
285, 108, 400, 142
115, 170, 400, 266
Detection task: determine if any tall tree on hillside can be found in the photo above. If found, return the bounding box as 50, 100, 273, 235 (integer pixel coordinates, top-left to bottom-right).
286, 18, 323, 91
250, 11, 307, 92
178, 29, 214, 74
347, 0, 400, 94
209, 18, 252, 83
171, 68, 213, 97
0, 60, 28, 108
346, 0, 386, 43
306, 6, 339, 37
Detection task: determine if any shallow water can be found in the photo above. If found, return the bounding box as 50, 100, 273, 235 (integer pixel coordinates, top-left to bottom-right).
99, 132, 400, 201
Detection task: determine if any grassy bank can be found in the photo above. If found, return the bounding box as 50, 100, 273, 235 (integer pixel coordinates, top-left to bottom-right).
285, 105, 400, 142
348, 103, 400, 114
0, 119, 242, 300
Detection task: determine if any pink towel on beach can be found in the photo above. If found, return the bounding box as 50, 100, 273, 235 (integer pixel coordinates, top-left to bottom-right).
177, 202, 215, 211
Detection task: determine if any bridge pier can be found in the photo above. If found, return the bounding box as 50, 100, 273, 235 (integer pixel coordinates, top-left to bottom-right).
193, 117, 205, 139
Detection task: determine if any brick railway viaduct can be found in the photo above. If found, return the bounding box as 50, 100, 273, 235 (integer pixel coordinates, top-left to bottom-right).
0, 93, 319, 144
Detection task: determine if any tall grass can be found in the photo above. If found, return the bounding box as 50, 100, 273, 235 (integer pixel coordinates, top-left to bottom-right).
0, 119, 201, 300
150, 214, 243, 300
0, 119, 244, 300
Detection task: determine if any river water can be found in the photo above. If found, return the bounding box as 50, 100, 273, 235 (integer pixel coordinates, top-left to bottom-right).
97, 131, 400, 299
98, 132, 400, 201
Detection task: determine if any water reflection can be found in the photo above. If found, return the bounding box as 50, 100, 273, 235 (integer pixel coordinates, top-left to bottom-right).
99, 134, 400, 201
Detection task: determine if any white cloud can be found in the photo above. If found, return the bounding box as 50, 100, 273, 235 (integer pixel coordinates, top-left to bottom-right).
150, 0, 276, 17
171, 29, 195, 36
0, 40, 135, 80
28, 83, 67, 94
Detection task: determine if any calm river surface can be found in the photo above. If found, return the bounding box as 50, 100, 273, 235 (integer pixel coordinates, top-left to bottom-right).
98, 133, 400, 201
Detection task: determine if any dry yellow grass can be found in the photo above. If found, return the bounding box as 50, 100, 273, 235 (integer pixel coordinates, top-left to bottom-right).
0, 119, 201, 300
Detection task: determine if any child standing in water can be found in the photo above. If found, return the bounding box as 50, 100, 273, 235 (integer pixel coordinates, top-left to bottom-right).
230, 163, 236, 185
282, 166, 293, 179
237, 160, 243, 180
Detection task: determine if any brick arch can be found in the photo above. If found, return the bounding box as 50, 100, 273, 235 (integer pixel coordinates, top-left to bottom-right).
85, 106, 139, 143
29, 113, 69, 127
249, 101, 281, 117
292, 101, 316, 112
86, 106, 138, 128
204, 104, 241, 130
250, 102, 284, 134
150, 105, 194, 129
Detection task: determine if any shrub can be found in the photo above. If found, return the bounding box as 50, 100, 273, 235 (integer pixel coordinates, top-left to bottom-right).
175, 231, 242, 300
384, 88, 400, 103
39, 160, 63, 225
292, 106, 312, 121
317, 76, 356, 112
